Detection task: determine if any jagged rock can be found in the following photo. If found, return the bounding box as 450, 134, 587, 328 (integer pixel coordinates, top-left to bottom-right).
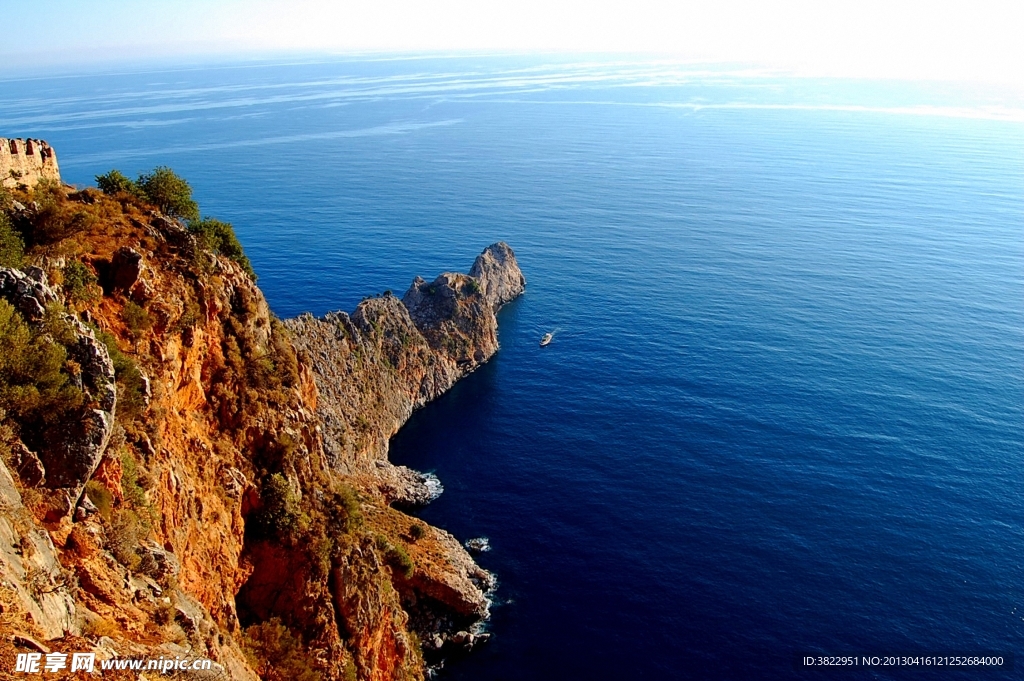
138, 541, 181, 581
219, 467, 247, 499
136, 434, 156, 459
0, 267, 58, 322
130, 277, 154, 303
287, 243, 523, 493
278, 244, 520, 668
468, 242, 526, 310
43, 408, 114, 493
151, 215, 195, 250
386, 465, 444, 508
139, 372, 152, 408
9, 441, 45, 487
463, 537, 490, 553
74, 493, 98, 521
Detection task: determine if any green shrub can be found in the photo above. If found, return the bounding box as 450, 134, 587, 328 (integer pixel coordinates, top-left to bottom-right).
95, 329, 148, 424
409, 523, 425, 541
136, 167, 199, 221
62, 260, 99, 306
0, 212, 25, 268
252, 473, 308, 541
326, 485, 362, 535
343, 658, 357, 681
242, 618, 321, 681
120, 448, 148, 510
122, 300, 151, 338
95, 170, 140, 197
107, 508, 145, 571
0, 299, 84, 433
174, 298, 201, 334
84, 480, 113, 520
376, 536, 414, 579
188, 217, 255, 279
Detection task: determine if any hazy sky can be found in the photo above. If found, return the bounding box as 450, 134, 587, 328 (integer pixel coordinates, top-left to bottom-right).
4, 1, 1023, 85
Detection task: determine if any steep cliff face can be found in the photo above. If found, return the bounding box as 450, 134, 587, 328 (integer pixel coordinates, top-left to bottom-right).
284, 244, 524, 504
0, 167, 523, 680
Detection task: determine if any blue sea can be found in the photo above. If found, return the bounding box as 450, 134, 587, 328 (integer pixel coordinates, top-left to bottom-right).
3, 56, 1023, 679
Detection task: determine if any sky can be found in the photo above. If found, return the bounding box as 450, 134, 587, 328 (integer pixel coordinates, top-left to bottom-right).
3, 1, 1023, 86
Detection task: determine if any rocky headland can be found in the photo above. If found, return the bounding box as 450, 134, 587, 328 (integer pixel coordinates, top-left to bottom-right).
0, 146, 523, 680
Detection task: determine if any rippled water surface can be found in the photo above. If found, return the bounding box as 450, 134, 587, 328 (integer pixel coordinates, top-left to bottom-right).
4, 57, 1023, 679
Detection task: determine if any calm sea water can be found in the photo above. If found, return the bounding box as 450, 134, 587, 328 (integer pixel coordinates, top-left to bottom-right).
4, 56, 1023, 679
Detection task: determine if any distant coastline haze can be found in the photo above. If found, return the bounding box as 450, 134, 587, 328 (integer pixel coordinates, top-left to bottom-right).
2, 1, 1023, 88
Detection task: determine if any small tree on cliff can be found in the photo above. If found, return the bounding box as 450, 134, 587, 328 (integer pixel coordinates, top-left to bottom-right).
136, 166, 199, 221
188, 217, 256, 279
95, 169, 139, 197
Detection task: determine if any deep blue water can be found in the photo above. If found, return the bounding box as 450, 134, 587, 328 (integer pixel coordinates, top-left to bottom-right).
3, 56, 1023, 679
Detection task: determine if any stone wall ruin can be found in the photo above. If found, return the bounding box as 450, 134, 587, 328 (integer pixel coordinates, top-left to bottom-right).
1, 138, 61, 189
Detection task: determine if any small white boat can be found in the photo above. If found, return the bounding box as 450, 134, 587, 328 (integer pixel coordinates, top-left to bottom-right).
540, 333, 553, 347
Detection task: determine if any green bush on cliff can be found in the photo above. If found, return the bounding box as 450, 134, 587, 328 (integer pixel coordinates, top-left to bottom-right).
0, 299, 84, 438
107, 508, 146, 571
242, 618, 322, 681
84, 480, 113, 520
251, 473, 310, 542
95, 170, 142, 198
95, 328, 148, 425
96, 167, 257, 279
137, 167, 200, 221
376, 535, 415, 579
328, 485, 362, 534
0, 212, 25, 268
62, 260, 100, 306
121, 300, 152, 338
120, 447, 149, 510
188, 217, 256, 279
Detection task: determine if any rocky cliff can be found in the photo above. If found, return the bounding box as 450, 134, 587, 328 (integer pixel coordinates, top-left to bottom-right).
0, 161, 524, 680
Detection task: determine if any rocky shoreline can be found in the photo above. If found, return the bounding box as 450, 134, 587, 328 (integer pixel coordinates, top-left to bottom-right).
283, 243, 525, 646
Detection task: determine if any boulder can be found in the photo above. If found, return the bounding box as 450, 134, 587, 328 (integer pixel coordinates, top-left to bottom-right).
110, 246, 144, 292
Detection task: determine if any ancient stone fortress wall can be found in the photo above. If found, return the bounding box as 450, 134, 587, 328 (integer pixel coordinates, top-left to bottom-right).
1, 138, 61, 189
